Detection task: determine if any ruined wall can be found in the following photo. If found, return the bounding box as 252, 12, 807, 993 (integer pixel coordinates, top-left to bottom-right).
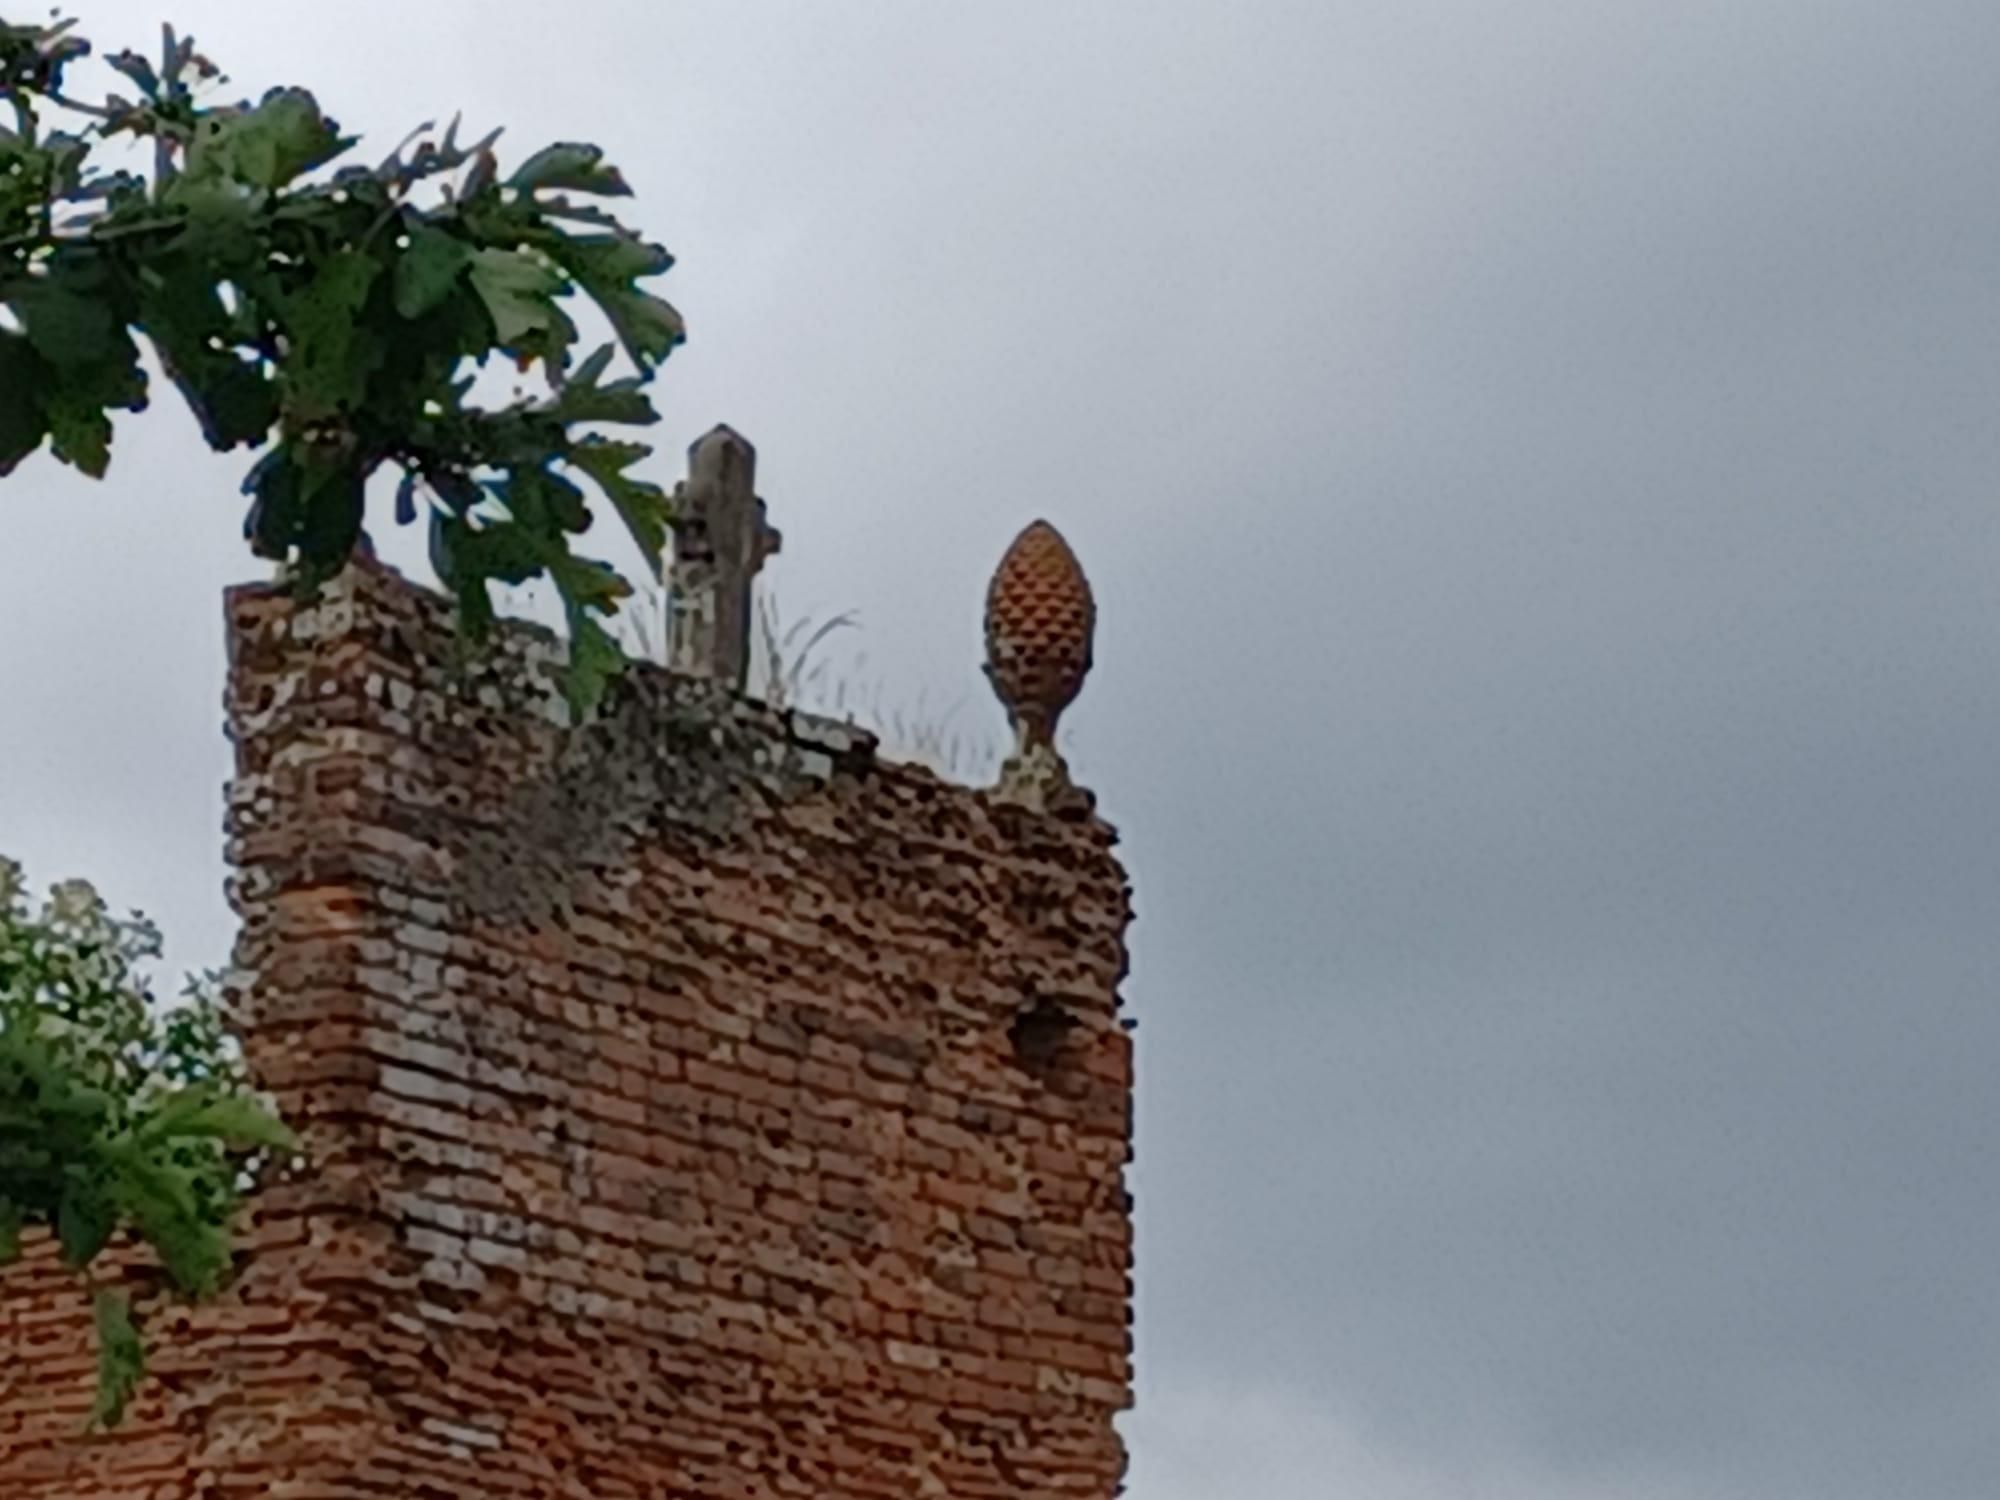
0, 558, 1135, 1497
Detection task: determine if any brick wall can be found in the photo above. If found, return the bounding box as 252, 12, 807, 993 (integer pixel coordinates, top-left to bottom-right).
0, 558, 1135, 1497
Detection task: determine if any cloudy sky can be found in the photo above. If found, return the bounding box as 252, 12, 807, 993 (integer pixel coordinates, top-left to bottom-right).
7, 2, 2000, 1495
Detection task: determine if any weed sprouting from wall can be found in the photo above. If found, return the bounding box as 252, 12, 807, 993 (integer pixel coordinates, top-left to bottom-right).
748, 591, 859, 714
600, 578, 1006, 785
485, 576, 1040, 787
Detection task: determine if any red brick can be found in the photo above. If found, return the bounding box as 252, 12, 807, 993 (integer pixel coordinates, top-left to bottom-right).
1, 559, 1135, 1497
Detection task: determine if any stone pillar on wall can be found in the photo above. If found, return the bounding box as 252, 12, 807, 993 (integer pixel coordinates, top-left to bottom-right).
666, 425, 781, 689
0, 541, 1134, 1497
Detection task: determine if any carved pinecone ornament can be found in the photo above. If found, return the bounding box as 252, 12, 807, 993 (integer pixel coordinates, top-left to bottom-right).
984, 520, 1095, 752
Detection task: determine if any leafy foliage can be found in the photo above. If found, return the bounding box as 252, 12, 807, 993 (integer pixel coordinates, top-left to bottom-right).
0, 856, 294, 1427
0, 13, 685, 714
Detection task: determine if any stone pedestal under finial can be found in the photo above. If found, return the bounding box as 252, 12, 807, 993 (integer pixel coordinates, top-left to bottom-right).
984, 519, 1096, 810
667, 425, 781, 690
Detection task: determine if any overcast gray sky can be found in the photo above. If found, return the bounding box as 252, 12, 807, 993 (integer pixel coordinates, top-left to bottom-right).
6, 2, 2000, 1495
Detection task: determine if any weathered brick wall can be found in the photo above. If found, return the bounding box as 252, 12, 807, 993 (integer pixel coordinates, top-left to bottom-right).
1, 559, 1135, 1497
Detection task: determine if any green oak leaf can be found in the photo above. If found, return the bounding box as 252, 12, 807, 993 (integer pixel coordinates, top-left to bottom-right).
281, 249, 382, 418
0, 335, 47, 475
562, 609, 625, 721
184, 87, 352, 191
440, 509, 552, 590
136, 267, 278, 451
241, 448, 302, 562
548, 344, 657, 426
507, 142, 632, 197
45, 390, 115, 477
3, 279, 142, 468
7, 269, 148, 476
548, 549, 632, 616
544, 233, 684, 371
429, 510, 498, 639
103, 48, 160, 100
8, 273, 123, 370
293, 449, 367, 582
468, 246, 563, 346
241, 444, 367, 584
159, 175, 264, 262
468, 246, 576, 372
510, 464, 590, 534
569, 437, 669, 579
393, 223, 474, 320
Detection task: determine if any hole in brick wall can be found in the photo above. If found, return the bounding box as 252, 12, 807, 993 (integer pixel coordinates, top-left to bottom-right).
420, 1283, 474, 1316
1009, 997, 1079, 1080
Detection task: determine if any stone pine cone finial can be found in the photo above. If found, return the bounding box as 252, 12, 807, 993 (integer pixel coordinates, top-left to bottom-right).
984, 520, 1095, 805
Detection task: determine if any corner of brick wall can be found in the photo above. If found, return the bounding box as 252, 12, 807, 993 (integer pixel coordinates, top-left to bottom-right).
1, 558, 1136, 1498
